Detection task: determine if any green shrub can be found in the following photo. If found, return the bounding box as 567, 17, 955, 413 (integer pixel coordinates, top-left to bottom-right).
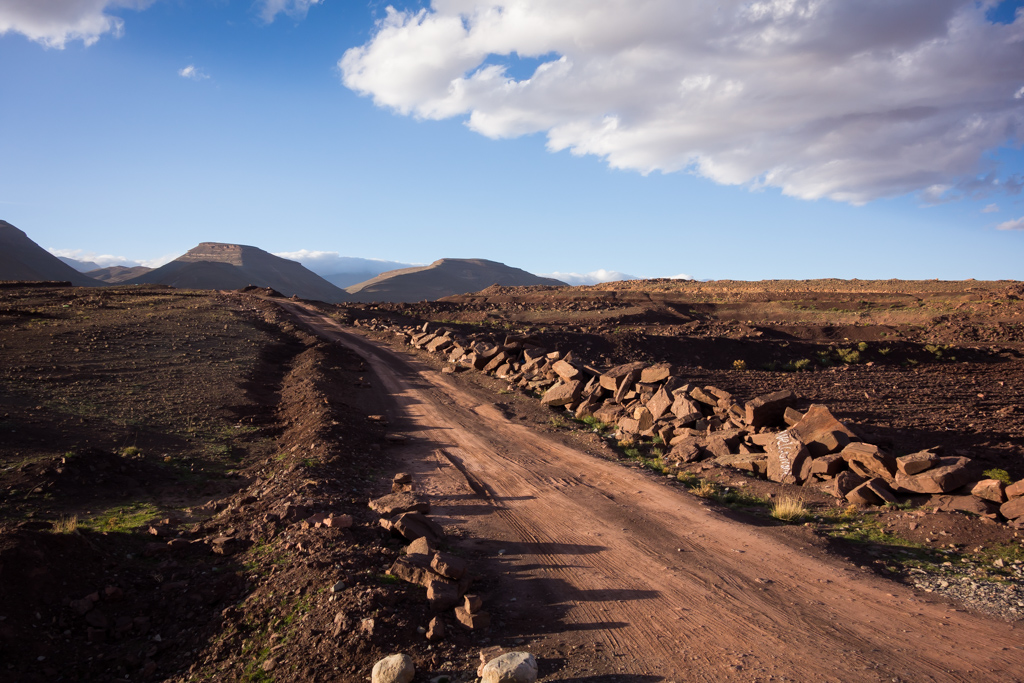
836, 348, 861, 364
984, 469, 1013, 485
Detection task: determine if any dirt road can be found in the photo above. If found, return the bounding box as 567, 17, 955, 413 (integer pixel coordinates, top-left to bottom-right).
282, 303, 1023, 682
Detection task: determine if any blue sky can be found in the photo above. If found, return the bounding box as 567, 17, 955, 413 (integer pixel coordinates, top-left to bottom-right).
1, 0, 1023, 283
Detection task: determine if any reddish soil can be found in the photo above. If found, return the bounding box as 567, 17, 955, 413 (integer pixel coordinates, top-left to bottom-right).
285, 300, 1024, 682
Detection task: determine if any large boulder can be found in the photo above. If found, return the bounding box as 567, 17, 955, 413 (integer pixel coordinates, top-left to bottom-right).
540, 380, 583, 407
766, 430, 811, 484
744, 390, 797, 430
640, 363, 674, 383
931, 495, 1001, 517
369, 493, 429, 516
789, 405, 856, 458
831, 471, 867, 499
1001, 497, 1024, 521
971, 479, 1007, 504
841, 443, 897, 482
599, 362, 645, 392
481, 652, 539, 683
896, 448, 941, 475
667, 437, 704, 464
895, 457, 976, 494
646, 386, 673, 421
372, 654, 414, 683
551, 359, 582, 383
391, 512, 445, 545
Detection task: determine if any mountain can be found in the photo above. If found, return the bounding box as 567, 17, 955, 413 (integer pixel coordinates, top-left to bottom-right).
0, 221, 101, 286
275, 254, 417, 289
125, 242, 349, 303
59, 256, 103, 272
88, 265, 153, 283
345, 258, 567, 303
318, 257, 416, 288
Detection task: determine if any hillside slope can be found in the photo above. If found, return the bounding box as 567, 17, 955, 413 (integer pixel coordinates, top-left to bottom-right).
0, 221, 100, 286
345, 258, 566, 302
125, 243, 349, 303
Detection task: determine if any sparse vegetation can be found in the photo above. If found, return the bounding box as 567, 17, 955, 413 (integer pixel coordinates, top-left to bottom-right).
770, 497, 809, 522
732, 359, 747, 371
835, 347, 861, 364
52, 514, 78, 534
80, 502, 161, 534
983, 468, 1013, 485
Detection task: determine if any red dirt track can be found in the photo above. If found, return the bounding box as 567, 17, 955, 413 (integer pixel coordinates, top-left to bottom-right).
282, 302, 1024, 682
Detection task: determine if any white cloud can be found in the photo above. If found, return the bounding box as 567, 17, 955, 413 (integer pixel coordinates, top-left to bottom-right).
0, 0, 151, 49
273, 249, 415, 276
982, 203, 1000, 213
996, 216, 1024, 231
256, 0, 323, 24
48, 247, 140, 268
540, 269, 637, 286
668, 273, 694, 280
139, 253, 176, 268
48, 247, 174, 268
178, 64, 209, 81
341, 1, 1024, 204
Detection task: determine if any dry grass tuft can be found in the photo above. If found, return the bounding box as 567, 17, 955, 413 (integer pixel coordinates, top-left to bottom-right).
770, 497, 809, 523
52, 515, 79, 534
691, 480, 719, 499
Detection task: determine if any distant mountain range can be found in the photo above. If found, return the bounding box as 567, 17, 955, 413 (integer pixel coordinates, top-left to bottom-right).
346, 258, 566, 302
0, 221, 567, 302
123, 242, 350, 303
59, 256, 103, 272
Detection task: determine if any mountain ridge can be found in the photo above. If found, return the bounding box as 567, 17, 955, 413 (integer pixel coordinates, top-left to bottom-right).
346, 257, 567, 303
0, 221, 101, 286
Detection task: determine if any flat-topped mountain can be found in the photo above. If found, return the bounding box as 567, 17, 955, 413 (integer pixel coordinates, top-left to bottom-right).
125, 242, 349, 303
0, 221, 100, 286
345, 258, 566, 303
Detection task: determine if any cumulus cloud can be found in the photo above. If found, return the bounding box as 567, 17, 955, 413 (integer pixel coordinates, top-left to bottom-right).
48, 247, 140, 268
0, 0, 151, 48
982, 203, 1000, 213
341, 1, 1024, 204
48, 247, 175, 268
996, 216, 1024, 230
178, 64, 209, 81
668, 273, 694, 280
540, 269, 637, 286
256, 0, 323, 24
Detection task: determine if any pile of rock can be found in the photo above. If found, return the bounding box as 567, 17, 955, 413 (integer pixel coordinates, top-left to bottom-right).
369, 473, 489, 637
354, 320, 1024, 526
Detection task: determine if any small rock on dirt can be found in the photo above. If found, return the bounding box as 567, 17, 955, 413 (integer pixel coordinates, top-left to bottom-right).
371, 653, 414, 683
480, 652, 539, 683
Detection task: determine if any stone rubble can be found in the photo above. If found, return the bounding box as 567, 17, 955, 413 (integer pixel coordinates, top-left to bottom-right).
350, 317, 1024, 525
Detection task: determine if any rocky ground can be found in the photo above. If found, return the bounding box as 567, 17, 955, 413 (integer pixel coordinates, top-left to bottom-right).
2, 278, 1023, 682
339, 279, 1024, 627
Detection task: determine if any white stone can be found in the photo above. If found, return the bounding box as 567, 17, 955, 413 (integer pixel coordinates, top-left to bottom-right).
371, 653, 414, 683
481, 652, 538, 683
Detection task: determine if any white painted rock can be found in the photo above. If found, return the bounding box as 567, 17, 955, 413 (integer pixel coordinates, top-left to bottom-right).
481, 652, 538, 683
371, 653, 414, 683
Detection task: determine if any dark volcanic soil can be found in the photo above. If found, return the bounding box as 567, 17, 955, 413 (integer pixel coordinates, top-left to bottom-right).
2, 278, 1024, 682
0, 285, 473, 682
